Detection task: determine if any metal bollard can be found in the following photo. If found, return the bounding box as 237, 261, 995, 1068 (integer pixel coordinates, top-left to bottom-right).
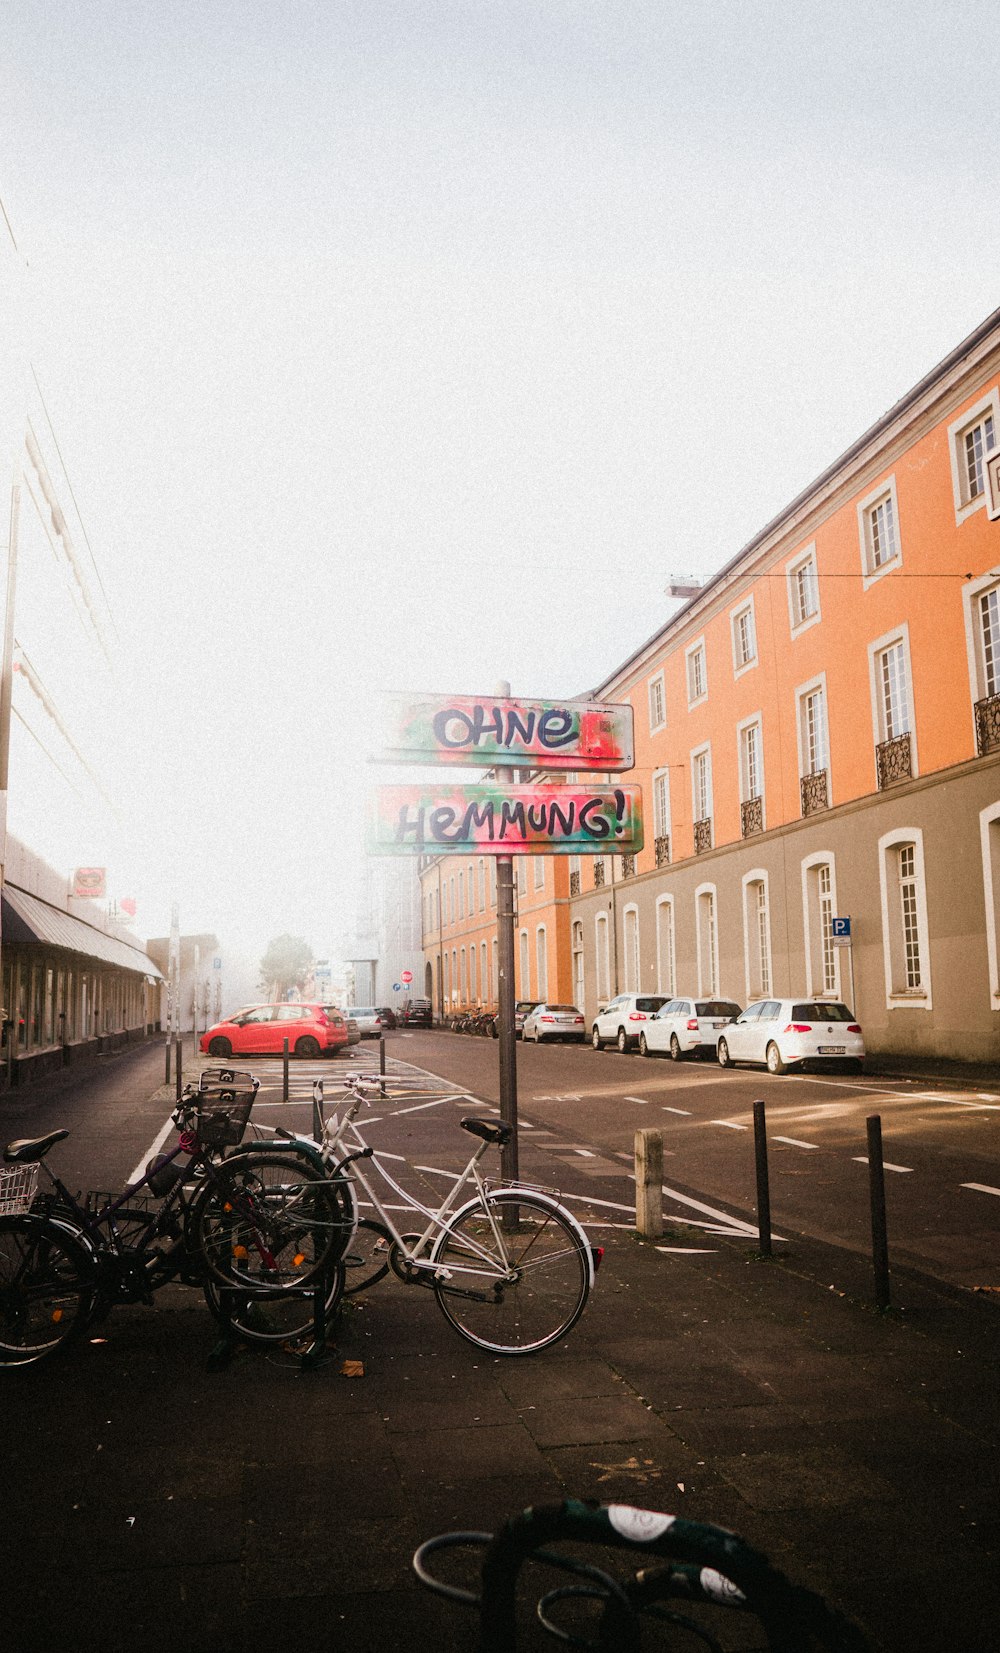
866, 1114, 891, 1309
174, 1037, 183, 1102
753, 1100, 772, 1257
165, 1039, 171, 1085
282, 1038, 289, 1103
379, 1035, 386, 1097
634, 1128, 663, 1239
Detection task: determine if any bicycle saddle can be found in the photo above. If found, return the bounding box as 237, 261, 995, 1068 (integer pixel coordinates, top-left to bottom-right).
4, 1129, 69, 1163
460, 1117, 514, 1147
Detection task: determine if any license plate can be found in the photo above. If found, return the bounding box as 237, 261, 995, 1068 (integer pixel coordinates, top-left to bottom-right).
818, 1045, 846, 1055
712, 1020, 725, 1028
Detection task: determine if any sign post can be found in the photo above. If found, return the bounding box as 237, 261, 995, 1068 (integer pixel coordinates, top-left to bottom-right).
832, 917, 856, 1012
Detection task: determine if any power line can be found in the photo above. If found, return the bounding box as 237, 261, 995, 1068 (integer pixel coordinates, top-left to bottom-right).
0, 190, 18, 253
29, 367, 119, 643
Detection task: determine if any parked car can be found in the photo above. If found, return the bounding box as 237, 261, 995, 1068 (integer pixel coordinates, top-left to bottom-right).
374, 1005, 398, 1031
514, 999, 542, 1039
324, 1007, 361, 1046
717, 999, 865, 1075
349, 1007, 394, 1038
591, 993, 670, 1052
199, 1003, 349, 1059
641, 996, 742, 1060
399, 997, 433, 1027
521, 1003, 587, 1043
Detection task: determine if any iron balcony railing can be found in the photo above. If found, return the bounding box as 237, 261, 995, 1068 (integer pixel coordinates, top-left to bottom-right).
654, 834, 670, 867
800, 770, 828, 817
620, 854, 636, 878
693, 817, 712, 854
741, 795, 763, 837
569, 870, 581, 897
975, 693, 1000, 756
876, 731, 913, 789
593, 859, 605, 887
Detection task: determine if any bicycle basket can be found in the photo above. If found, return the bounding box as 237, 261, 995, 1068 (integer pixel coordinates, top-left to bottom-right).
0, 1161, 40, 1215
193, 1080, 258, 1147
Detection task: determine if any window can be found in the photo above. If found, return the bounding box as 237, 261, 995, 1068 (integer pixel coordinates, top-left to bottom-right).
595, 913, 610, 1002
979, 802, 1000, 1009
695, 884, 718, 996
481, 941, 488, 1001
519, 930, 530, 996
858, 478, 901, 584
737, 716, 764, 833
648, 671, 666, 732
691, 744, 712, 850
517, 859, 527, 896
875, 638, 910, 741
963, 572, 1000, 756
572, 921, 585, 1008
652, 767, 671, 864
878, 829, 932, 1007
451, 949, 458, 1005
686, 638, 707, 707
535, 926, 548, 1000
869, 629, 915, 786
798, 680, 828, 776
569, 853, 582, 896
469, 942, 477, 1003
802, 854, 840, 998
655, 896, 676, 996
949, 391, 999, 518
533, 855, 545, 891
458, 871, 465, 919
787, 546, 820, 634
623, 905, 639, 994
730, 598, 757, 674
742, 872, 772, 1000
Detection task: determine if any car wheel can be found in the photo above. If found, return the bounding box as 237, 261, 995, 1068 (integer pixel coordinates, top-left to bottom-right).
669, 1033, 682, 1062
591, 1026, 602, 1050
717, 1037, 731, 1069
638, 1032, 649, 1058
295, 1036, 321, 1058
208, 1037, 232, 1058
616, 1027, 628, 1054
766, 1042, 787, 1076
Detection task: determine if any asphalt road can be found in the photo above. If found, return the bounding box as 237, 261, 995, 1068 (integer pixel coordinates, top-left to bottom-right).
377, 1028, 1000, 1293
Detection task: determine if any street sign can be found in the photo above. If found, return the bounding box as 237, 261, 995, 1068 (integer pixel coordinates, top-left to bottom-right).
392, 982, 401, 991
380, 692, 634, 771
213, 957, 222, 970
370, 782, 644, 855
401, 970, 412, 983
832, 916, 851, 947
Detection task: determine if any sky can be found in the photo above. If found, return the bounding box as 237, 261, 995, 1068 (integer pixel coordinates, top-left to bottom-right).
3, 0, 999, 964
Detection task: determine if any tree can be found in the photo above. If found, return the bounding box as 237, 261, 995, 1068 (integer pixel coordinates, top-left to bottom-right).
259, 934, 313, 1000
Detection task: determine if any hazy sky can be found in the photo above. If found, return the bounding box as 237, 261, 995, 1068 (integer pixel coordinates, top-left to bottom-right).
4, 1, 999, 959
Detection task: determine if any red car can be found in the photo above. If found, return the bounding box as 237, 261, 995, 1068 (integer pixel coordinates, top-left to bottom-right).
199, 1003, 349, 1059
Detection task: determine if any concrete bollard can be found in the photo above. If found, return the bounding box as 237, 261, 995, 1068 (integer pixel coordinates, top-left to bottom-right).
634, 1128, 663, 1239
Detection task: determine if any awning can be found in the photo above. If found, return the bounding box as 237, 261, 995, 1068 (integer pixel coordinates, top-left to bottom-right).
1, 884, 164, 979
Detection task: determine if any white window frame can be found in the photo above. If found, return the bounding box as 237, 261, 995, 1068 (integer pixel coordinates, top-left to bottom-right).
948, 388, 1000, 522
468, 942, 476, 1003
518, 929, 530, 997
655, 895, 676, 996
535, 924, 548, 1000
877, 827, 932, 1009
652, 767, 671, 841
867, 624, 918, 775
786, 544, 821, 637
648, 670, 666, 733
795, 673, 830, 783
741, 869, 772, 1002
534, 855, 545, 891
690, 741, 713, 834
623, 903, 640, 994
858, 475, 902, 587
800, 852, 841, 1000
685, 637, 708, 708
736, 712, 765, 815
979, 801, 1000, 1010
595, 912, 610, 1003
695, 882, 719, 997
962, 568, 1000, 734
730, 595, 758, 677
572, 920, 585, 1009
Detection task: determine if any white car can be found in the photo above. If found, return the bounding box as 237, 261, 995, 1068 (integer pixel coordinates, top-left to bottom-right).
591, 994, 669, 1053
521, 1003, 587, 1043
641, 997, 742, 1060
716, 999, 865, 1075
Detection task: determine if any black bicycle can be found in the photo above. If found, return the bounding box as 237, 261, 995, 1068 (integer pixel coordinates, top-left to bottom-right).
0, 1069, 352, 1365
414, 1497, 870, 1651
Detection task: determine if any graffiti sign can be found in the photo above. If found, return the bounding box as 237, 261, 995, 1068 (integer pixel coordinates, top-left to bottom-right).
73, 867, 106, 898
370, 783, 643, 855
380, 692, 634, 772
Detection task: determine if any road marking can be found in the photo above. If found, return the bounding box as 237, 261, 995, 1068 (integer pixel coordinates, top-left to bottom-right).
852, 1157, 914, 1173
949, 1100, 1000, 1111
773, 1136, 819, 1149
625, 1096, 649, 1104
661, 1105, 691, 1115
961, 1182, 1000, 1197
710, 1120, 748, 1130
574, 1148, 596, 1158
392, 1096, 463, 1115
656, 1246, 718, 1255
127, 1116, 176, 1188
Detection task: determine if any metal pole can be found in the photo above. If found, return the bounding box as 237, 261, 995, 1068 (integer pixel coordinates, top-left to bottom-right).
174, 1037, 182, 1102
165, 1038, 171, 1085
495, 679, 518, 1188
282, 1037, 289, 1103
312, 1078, 324, 1141
866, 1114, 891, 1309
379, 1033, 386, 1098
753, 1100, 772, 1257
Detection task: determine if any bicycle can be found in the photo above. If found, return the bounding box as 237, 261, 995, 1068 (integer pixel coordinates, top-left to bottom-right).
0, 1070, 351, 1365
255, 1070, 602, 1355
413, 1497, 871, 1651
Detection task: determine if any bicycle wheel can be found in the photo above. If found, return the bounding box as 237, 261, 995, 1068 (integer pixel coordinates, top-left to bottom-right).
0, 1215, 95, 1365
342, 1217, 392, 1297
193, 1153, 347, 1291
430, 1190, 592, 1355
202, 1263, 345, 1345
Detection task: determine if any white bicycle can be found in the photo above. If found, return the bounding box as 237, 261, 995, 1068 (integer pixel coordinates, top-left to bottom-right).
257, 1071, 602, 1356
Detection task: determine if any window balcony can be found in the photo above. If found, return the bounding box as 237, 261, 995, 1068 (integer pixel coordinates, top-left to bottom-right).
800, 770, 829, 816
654, 834, 670, 867
975, 693, 1000, 756
569, 870, 580, 897
593, 859, 605, 888
741, 795, 763, 837
620, 854, 636, 878
693, 818, 712, 854
876, 732, 913, 789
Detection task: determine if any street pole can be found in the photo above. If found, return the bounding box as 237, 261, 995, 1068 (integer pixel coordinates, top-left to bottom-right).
495, 679, 518, 1186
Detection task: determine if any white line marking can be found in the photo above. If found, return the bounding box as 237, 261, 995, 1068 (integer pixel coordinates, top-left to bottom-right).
710, 1120, 748, 1130
127, 1116, 175, 1188
391, 1097, 455, 1115
625, 1096, 649, 1104
661, 1106, 692, 1115
656, 1246, 718, 1255
961, 1182, 1000, 1197
950, 1100, 1000, 1111
852, 1157, 913, 1173
574, 1149, 596, 1158
773, 1136, 819, 1149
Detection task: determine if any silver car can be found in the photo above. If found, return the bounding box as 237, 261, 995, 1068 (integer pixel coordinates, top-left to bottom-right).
349, 1006, 391, 1038
521, 1003, 587, 1043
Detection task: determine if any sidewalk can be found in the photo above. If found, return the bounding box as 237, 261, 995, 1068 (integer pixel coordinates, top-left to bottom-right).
3, 1060, 997, 1652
